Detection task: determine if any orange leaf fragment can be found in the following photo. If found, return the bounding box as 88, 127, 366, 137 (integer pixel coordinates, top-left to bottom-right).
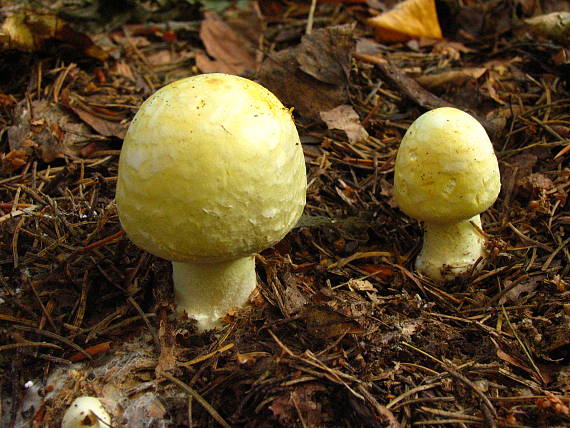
554, 144, 570, 159
536, 393, 570, 417
68, 341, 112, 362
2, 149, 28, 171
0, 94, 16, 106
367, 0, 443, 42
359, 264, 394, 280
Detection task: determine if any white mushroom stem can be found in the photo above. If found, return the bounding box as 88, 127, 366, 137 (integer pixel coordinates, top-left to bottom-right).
415, 215, 486, 281
172, 256, 256, 330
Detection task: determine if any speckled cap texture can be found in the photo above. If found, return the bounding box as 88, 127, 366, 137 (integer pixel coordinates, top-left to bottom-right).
394, 107, 500, 224
116, 74, 307, 263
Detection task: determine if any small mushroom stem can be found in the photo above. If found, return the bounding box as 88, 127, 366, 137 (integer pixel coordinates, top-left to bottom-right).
415, 215, 486, 280
172, 256, 257, 330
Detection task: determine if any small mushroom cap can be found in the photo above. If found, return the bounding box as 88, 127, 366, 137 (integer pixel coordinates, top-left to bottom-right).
116, 74, 306, 263
61, 396, 110, 428
394, 107, 500, 224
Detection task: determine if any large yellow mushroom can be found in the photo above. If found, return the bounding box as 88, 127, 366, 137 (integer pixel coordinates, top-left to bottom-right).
116, 73, 307, 330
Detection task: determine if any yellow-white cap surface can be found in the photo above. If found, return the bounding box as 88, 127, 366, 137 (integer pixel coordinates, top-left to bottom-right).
394, 107, 500, 224
116, 74, 307, 263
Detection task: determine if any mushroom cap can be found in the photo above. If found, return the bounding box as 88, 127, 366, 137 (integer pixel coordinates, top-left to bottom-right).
394, 107, 500, 224
116, 73, 306, 263
61, 396, 110, 428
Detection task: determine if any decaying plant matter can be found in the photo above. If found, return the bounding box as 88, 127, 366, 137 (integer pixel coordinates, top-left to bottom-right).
0, 1, 569, 427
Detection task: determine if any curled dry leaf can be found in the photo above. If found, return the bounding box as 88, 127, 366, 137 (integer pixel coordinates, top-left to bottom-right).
320, 104, 369, 143
367, 0, 442, 42
1, 149, 28, 173
155, 312, 177, 377
379, 178, 399, 208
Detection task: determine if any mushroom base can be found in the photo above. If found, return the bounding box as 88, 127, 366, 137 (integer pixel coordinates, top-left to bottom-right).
172, 256, 257, 331
416, 215, 486, 281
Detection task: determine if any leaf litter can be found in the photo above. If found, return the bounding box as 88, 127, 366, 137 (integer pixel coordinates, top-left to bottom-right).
0, 0, 569, 427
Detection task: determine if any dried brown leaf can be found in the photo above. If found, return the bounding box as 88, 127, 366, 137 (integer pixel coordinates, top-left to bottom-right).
492, 338, 540, 381
64, 93, 127, 139
7, 99, 89, 163
257, 24, 355, 120
269, 385, 326, 426
146, 50, 174, 66
432, 41, 475, 58
301, 304, 365, 340
544, 318, 570, 353
416, 68, 487, 89
155, 311, 177, 377
499, 279, 539, 304
283, 285, 308, 316
320, 105, 369, 143
197, 11, 256, 75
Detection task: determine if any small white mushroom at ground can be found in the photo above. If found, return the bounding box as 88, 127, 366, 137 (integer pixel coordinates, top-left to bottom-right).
394, 107, 501, 280
116, 73, 307, 330
61, 396, 111, 428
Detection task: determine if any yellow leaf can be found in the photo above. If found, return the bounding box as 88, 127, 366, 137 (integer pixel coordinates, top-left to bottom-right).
367, 0, 443, 42
1, 12, 40, 51
0, 11, 108, 61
